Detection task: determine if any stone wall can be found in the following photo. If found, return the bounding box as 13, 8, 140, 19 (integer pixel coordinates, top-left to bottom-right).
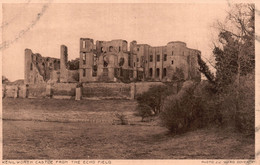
18, 85, 28, 98
135, 82, 164, 95
4, 85, 18, 98
82, 83, 132, 99
52, 83, 77, 99
2, 82, 172, 100
27, 84, 47, 98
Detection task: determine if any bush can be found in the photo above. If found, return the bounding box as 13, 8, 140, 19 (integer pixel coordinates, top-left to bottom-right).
135, 104, 154, 122
193, 81, 222, 127
113, 113, 129, 125
235, 74, 254, 135
160, 82, 204, 134
160, 80, 227, 134
209, 73, 255, 136
159, 73, 254, 136
135, 85, 175, 121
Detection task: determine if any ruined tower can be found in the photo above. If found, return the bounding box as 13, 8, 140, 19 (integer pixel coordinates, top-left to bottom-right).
79, 38, 95, 82
24, 49, 33, 84
60, 45, 68, 82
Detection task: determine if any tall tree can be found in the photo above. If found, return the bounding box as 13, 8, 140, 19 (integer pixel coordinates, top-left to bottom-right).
197, 54, 215, 84
212, 4, 255, 126
213, 4, 255, 91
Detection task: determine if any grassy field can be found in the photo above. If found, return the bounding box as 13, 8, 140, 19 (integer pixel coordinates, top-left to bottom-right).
2, 98, 255, 159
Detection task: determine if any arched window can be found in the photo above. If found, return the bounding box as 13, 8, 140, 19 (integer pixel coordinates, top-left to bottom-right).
149, 55, 153, 62
83, 53, 86, 65
119, 58, 125, 67
83, 69, 86, 77
156, 68, 160, 77
92, 65, 97, 77
163, 68, 167, 77
149, 68, 153, 77
93, 54, 97, 65
157, 55, 160, 62
82, 40, 86, 48
164, 54, 167, 61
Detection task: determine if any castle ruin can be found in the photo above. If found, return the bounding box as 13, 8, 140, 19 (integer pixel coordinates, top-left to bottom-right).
24, 38, 201, 84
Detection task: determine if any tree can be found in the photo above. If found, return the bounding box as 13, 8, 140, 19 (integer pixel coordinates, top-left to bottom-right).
197, 54, 215, 84
136, 85, 173, 116
68, 59, 80, 70
212, 4, 255, 133
2, 76, 9, 84
172, 67, 185, 93
213, 4, 254, 91
160, 83, 203, 134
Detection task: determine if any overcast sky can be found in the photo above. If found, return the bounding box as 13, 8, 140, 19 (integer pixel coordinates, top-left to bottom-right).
2, 3, 229, 81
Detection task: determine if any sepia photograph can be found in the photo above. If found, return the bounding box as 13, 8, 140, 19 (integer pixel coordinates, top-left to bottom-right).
1, 0, 258, 163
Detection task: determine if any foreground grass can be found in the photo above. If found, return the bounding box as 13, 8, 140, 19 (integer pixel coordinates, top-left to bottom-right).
2, 98, 255, 159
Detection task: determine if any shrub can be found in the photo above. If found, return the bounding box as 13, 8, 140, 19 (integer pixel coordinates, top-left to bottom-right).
193, 81, 222, 127
160, 80, 227, 134
135, 84, 174, 121
159, 73, 254, 136
160, 83, 204, 134
171, 67, 185, 93
235, 73, 254, 136
209, 73, 255, 135
113, 112, 129, 125
135, 104, 154, 122
136, 85, 174, 114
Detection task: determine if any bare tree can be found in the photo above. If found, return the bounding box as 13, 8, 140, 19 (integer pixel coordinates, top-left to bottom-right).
212, 4, 255, 129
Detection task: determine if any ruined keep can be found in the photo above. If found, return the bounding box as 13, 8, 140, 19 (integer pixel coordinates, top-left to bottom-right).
24, 38, 201, 84
24, 45, 79, 84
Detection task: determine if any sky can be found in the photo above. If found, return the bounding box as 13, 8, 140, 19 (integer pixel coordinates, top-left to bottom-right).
2, 2, 229, 81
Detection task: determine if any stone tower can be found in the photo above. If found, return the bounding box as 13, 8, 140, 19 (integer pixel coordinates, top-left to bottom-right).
24, 49, 33, 84
79, 38, 95, 82
60, 45, 68, 82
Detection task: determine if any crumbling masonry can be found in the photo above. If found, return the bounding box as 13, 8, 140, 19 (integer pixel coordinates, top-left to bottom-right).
24, 38, 201, 84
